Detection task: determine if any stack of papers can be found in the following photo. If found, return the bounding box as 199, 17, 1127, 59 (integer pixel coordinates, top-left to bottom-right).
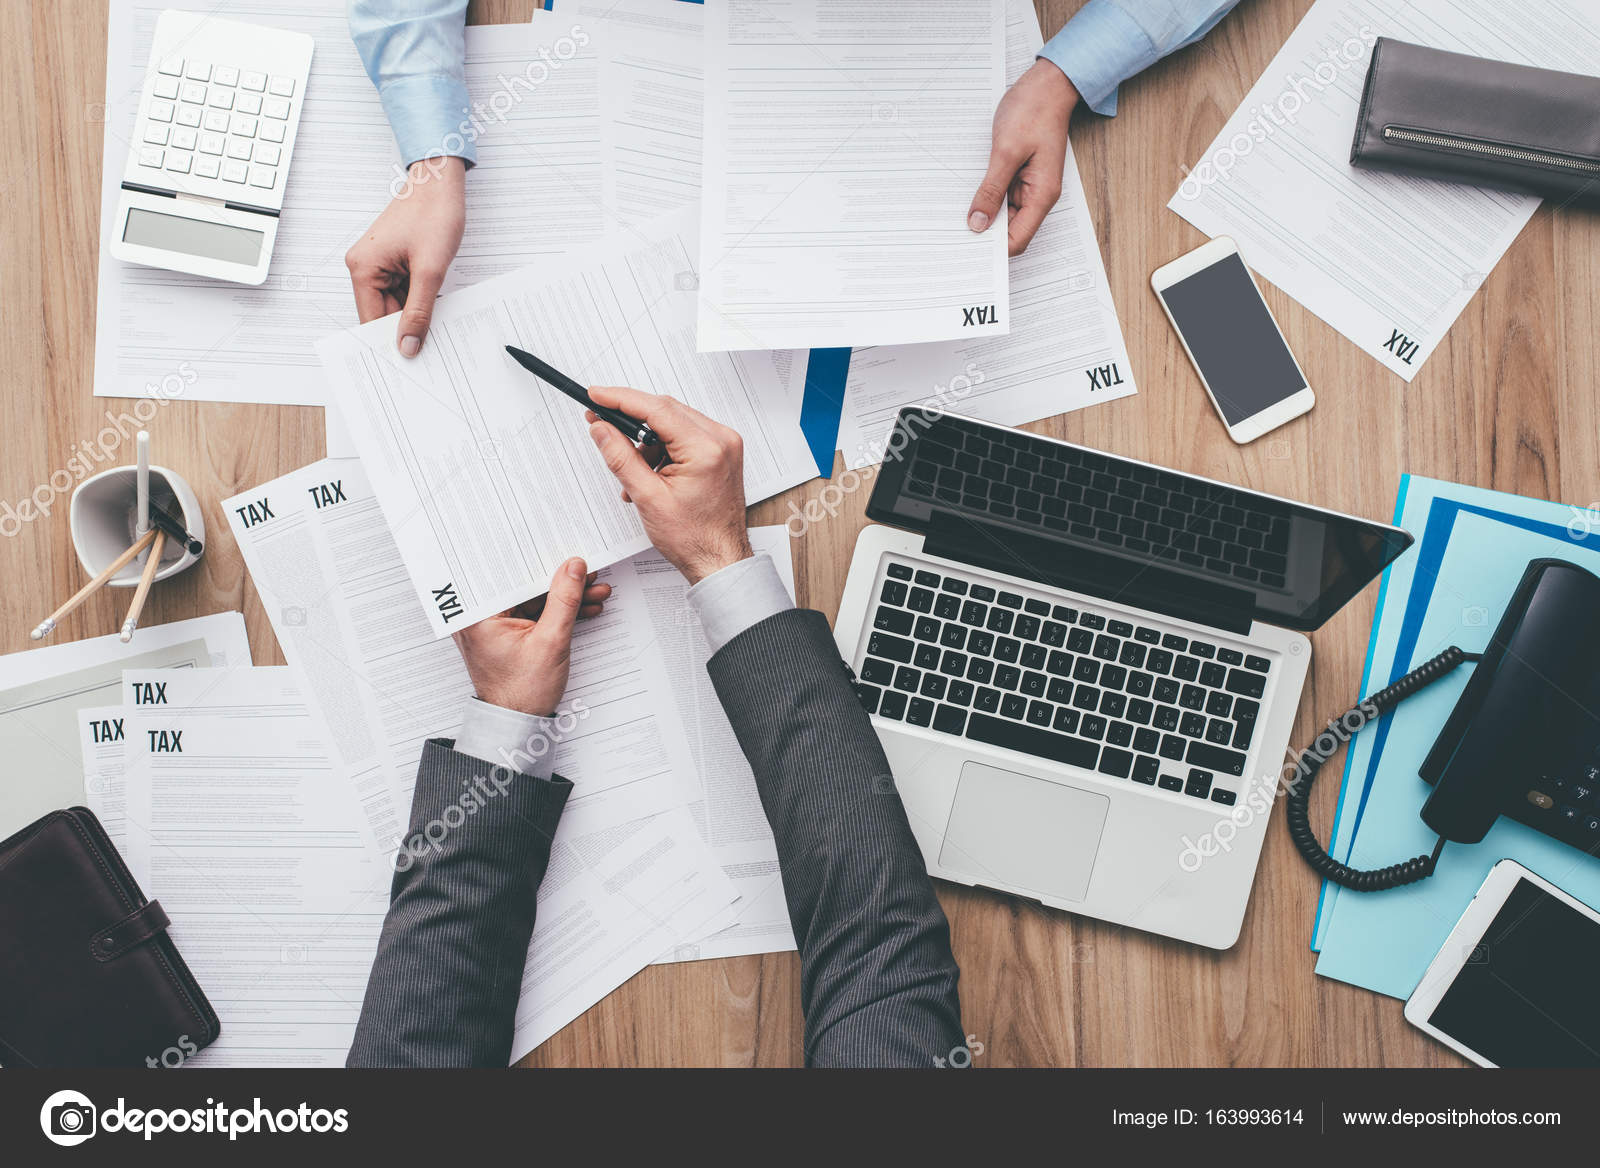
1311, 475, 1600, 998
0, 612, 250, 839
316, 208, 816, 636
222, 457, 798, 1053
78, 640, 782, 1063
81, 667, 388, 1067
834, 0, 1136, 468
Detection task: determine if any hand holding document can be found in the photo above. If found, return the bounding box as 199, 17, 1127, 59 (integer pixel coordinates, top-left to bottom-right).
696, 0, 1010, 352
97, 4, 608, 405
317, 207, 815, 637
1168, 0, 1600, 381
834, 0, 1137, 469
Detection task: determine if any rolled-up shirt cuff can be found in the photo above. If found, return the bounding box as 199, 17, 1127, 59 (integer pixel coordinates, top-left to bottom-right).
451, 697, 557, 779
687, 553, 796, 655
379, 73, 478, 168
1038, 0, 1161, 117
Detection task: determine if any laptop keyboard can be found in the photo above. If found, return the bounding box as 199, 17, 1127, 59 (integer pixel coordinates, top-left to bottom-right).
903, 423, 1292, 589
854, 560, 1273, 806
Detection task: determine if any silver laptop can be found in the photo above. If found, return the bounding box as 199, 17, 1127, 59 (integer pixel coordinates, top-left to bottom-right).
833, 411, 1411, 949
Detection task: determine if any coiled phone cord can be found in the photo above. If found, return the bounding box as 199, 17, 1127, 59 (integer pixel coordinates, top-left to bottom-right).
1284, 645, 1480, 891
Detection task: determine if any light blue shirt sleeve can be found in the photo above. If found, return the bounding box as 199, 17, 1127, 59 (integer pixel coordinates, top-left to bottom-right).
1038, 0, 1242, 116
349, 0, 477, 167
452, 554, 793, 770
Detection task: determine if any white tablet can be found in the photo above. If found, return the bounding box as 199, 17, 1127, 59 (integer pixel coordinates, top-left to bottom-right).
1405, 859, 1600, 1067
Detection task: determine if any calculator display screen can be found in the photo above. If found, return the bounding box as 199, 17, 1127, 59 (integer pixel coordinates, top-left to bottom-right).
123, 207, 262, 266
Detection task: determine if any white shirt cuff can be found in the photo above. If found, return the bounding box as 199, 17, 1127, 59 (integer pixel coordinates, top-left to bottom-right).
687, 553, 795, 655
451, 697, 558, 780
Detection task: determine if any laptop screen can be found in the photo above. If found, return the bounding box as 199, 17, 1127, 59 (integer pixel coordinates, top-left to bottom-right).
864, 410, 1412, 632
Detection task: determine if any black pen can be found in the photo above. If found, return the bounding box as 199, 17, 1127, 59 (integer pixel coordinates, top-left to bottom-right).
149, 504, 203, 556
504, 345, 660, 447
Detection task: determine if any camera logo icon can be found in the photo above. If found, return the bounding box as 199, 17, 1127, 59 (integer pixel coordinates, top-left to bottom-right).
40, 1090, 97, 1146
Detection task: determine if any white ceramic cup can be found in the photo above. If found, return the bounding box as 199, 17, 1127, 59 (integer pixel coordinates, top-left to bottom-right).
68, 464, 205, 587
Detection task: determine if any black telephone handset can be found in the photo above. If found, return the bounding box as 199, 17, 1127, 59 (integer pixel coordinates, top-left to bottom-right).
1288, 558, 1600, 891
1420, 558, 1600, 846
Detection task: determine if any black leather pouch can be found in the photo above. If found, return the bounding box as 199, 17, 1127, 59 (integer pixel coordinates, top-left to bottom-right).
1351, 37, 1600, 206
0, 807, 219, 1067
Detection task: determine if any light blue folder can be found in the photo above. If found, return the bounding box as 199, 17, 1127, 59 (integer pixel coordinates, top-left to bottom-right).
1310, 476, 1600, 998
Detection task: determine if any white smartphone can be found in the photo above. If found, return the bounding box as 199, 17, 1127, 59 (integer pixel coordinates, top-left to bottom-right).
1151, 237, 1314, 444
1404, 859, 1600, 1067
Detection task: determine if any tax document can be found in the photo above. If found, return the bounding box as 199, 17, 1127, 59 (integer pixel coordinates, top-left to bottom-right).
835, 0, 1136, 469
78, 705, 132, 852
1168, 0, 1600, 382
223, 459, 703, 855
113, 665, 737, 1064
643, 527, 798, 963
97, 4, 607, 404
316, 207, 815, 636
697, 0, 1010, 352
0, 611, 250, 838
120, 668, 389, 1067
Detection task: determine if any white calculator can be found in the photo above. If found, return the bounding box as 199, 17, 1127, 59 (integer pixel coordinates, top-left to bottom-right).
109, 10, 313, 285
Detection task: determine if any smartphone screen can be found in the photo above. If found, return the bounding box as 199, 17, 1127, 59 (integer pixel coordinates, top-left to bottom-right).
1157, 253, 1305, 426
1427, 876, 1600, 1067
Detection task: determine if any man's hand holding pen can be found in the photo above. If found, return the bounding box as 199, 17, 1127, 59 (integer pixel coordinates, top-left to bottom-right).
586, 386, 755, 586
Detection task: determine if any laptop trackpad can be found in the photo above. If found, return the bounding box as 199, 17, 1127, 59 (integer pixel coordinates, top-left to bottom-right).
938, 762, 1109, 903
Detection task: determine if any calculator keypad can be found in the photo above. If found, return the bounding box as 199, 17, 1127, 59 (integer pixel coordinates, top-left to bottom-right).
135, 56, 294, 193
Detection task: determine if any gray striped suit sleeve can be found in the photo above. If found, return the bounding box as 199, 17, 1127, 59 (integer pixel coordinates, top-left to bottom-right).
707, 608, 965, 1067
346, 739, 570, 1067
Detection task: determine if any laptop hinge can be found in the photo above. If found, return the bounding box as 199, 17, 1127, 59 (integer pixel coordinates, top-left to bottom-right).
923, 516, 1256, 637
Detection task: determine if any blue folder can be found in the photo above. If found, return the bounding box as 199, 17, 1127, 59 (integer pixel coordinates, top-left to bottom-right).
1310, 476, 1600, 998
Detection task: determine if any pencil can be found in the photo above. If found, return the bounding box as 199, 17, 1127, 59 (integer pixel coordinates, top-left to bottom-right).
30, 528, 158, 640
119, 528, 166, 642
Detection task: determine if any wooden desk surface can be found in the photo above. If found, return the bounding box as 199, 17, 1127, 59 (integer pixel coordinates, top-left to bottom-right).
5, 0, 1594, 1067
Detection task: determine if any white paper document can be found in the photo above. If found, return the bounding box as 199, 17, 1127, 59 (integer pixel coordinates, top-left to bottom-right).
119, 668, 389, 1068
509, 804, 737, 1058
316, 207, 815, 636
77, 704, 131, 851
224, 458, 706, 851
696, 0, 1010, 352
97, 4, 607, 405
1168, 0, 1600, 381
0, 612, 250, 838
229, 459, 798, 971
836, 0, 1136, 469
596, 4, 705, 231
644, 527, 798, 963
